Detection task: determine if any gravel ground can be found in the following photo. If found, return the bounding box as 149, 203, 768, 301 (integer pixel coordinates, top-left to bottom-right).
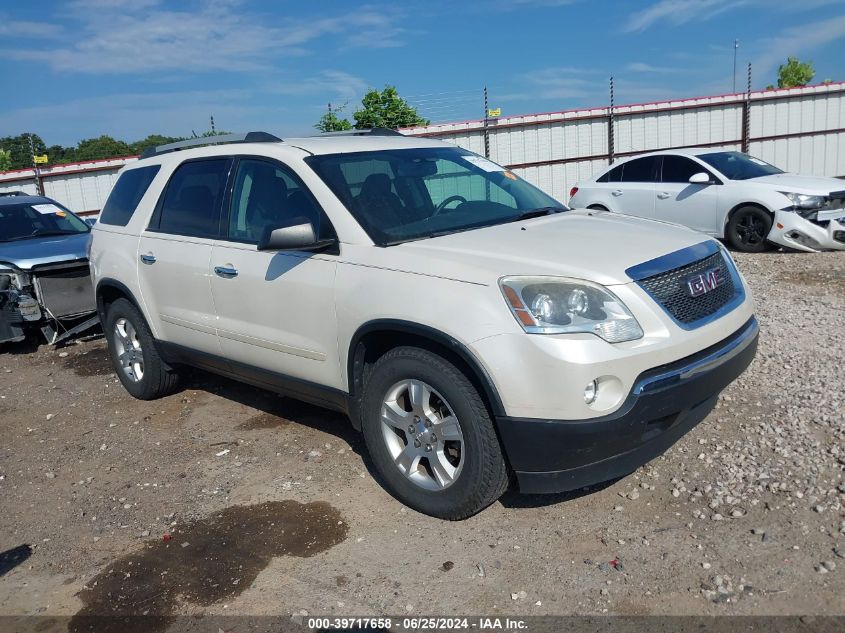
0, 250, 842, 625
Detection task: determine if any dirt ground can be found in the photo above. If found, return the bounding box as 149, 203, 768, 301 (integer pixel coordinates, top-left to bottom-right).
0, 251, 843, 628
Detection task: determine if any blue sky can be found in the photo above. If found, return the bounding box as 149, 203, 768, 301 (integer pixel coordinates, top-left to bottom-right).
2, 0, 844, 146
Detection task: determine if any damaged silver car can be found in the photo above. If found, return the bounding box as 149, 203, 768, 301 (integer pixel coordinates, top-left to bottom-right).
0, 194, 98, 345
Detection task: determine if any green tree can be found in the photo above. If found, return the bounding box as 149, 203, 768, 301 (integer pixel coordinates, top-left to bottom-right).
0, 133, 47, 169
131, 134, 183, 155
0, 148, 11, 171
352, 86, 429, 130
314, 104, 353, 132
777, 57, 815, 88
73, 135, 133, 161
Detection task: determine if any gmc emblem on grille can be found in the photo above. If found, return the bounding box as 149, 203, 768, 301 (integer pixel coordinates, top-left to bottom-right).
687, 267, 726, 297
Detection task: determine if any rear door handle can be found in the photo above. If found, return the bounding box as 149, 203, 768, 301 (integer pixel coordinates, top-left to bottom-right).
611, 189, 623, 197
140, 253, 156, 265
214, 266, 238, 278
657, 192, 671, 199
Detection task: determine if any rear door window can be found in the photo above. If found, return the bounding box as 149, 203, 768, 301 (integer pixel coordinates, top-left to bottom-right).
155, 159, 231, 238
620, 156, 659, 182
99, 165, 160, 226
661, 155, 706, 183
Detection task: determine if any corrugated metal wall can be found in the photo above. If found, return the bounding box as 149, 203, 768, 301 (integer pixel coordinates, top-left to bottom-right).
404, 82, 845, 202
0, 156, 137, 215
1, 82, 842, 213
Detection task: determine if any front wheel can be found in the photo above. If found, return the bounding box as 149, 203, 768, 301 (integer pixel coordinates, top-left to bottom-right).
726, 206, 774, 252
105, 298, 180, 400
360, 347, 509, 520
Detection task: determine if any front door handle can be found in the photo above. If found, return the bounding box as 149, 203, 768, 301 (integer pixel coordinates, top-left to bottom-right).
657, 192, 671, 199
611, 189, 623, 197
214, 266, 238, 278
140, 253, 156, 265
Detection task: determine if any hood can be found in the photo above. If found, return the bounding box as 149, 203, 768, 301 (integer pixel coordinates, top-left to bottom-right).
391, 210, 708, 286
0, 232, 91, 271
748, 173, 845, 195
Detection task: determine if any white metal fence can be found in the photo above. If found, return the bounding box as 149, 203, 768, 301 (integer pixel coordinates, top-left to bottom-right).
403, 81, 845, 202
0, 156, 138, 215
2, 81, 843, 214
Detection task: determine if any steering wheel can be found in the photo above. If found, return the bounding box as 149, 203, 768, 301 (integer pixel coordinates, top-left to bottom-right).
433, 195, 467, 216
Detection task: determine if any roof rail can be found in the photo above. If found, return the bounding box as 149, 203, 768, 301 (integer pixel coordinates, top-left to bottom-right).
315, 127, 404, 137
0, 191, 29, 197
141, 131, 283, 158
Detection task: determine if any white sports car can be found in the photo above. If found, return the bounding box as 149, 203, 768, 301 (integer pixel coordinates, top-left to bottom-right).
569, 149, 845, 253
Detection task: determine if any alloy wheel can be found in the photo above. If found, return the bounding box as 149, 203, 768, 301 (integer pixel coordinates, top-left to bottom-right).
380, 379, 465, 491
113, 317, 144, 382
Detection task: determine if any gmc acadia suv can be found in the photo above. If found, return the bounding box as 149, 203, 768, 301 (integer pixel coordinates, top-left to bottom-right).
90, 130, 758, 519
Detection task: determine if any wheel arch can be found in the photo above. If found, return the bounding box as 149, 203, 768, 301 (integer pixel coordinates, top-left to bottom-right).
347, 320, 506, 430
723, 201, 773, 237
95, 278, 143, 323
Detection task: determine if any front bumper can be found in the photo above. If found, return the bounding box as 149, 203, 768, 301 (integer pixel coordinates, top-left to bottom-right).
768, 210, 845, 252
495, 317, 758, 494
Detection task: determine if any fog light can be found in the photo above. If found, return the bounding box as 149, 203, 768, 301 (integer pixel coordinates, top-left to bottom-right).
584, 380, 598, 404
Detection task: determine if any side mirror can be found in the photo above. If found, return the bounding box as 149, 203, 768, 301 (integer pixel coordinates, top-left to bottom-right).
689, 172, 713, 185
257, 217, 335, 252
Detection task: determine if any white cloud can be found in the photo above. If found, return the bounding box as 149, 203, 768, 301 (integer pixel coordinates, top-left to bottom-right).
0, 88, 295, 144
624, 0, 845, 32
752, 13, 845, 76
624, 0, 743, 32
493, 0, 581, 8
0, 19, 63, 37
0, 3, 408, 73
625, 62, 681, 73
265, 71, 368, 100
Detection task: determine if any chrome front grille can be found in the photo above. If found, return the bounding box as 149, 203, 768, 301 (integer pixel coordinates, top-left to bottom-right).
637, 251, 737, 326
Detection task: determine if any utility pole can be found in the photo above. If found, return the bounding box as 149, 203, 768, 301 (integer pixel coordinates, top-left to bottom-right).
28, 133, 44, 197
733, 39, 739, 93
210, 115, 216, 135
608, 77, 615, 165
741, 63, 752, 153
483, 86, 490, 159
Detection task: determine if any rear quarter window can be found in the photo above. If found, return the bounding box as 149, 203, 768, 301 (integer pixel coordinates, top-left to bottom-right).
598, 163, 624, 183
99, 165, 161, 226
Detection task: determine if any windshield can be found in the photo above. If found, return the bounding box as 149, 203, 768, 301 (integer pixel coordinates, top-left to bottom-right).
305, 147, 566, 245
0, 202, 89, 242
698, 151, 784, 180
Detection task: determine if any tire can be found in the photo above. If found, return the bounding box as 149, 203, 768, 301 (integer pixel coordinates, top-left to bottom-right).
104, 298, 179, 400
360, 346, 509, 520
726, 206, 774, 253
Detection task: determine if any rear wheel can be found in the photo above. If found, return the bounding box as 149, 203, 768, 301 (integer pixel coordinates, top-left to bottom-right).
105, 298, 179, 400
360, 347, 509, 520
726, 206, 774, 252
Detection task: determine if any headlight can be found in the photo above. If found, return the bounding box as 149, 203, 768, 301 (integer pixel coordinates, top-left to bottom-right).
499, 276, 644, 343
780, 192, 826, 210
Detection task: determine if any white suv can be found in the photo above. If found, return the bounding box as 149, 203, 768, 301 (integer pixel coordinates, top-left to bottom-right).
90, 130, 758, 519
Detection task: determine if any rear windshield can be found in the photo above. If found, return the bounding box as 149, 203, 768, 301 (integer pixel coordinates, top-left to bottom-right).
698, 152, 783, 180
99, 165, 161, 226
305, 147, 565, 245
0, 202, 89, 242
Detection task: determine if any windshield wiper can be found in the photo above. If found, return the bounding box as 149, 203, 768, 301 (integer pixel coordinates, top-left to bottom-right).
507, 206, 567, 222
33, 230, 83, 238
0, 230, 81, 243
